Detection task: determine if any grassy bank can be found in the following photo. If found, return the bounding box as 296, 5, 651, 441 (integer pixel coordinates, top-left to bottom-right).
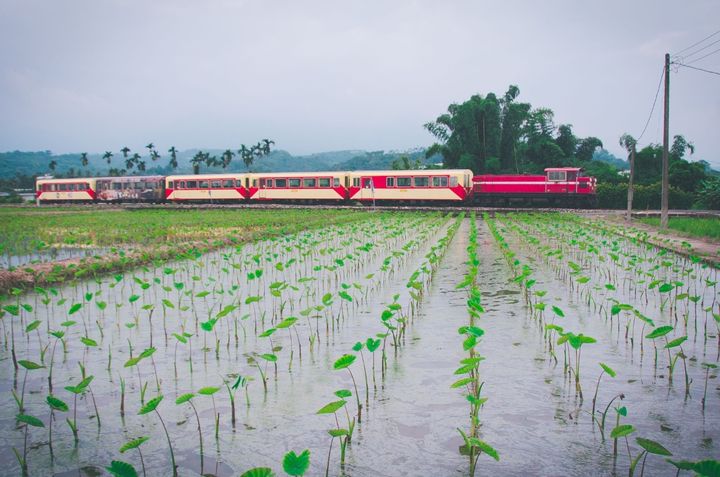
638, 216, 720, 240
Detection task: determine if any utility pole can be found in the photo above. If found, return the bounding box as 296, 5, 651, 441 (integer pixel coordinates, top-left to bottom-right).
661, 53, 670, 229
626, 144, 635, 221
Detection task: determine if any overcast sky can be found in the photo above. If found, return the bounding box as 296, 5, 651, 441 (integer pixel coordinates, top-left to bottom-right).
1, 0, 718, 165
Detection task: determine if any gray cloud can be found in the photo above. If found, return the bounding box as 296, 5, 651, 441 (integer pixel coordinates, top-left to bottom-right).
1, 0, 718, 165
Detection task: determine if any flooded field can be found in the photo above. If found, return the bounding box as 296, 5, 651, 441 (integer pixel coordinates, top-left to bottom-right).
0, 211, 718, 476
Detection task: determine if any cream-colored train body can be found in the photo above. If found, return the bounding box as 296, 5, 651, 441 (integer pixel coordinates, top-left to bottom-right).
346, 169, 473, 202
247, 172, 349, 201
36, 177, 97, 203
165, 174, 250, 201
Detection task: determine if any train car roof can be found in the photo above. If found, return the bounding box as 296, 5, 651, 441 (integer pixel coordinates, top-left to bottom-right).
166, 173, 247, 180
245, 171, 346, 177
346, 169, 472, 176
544, 167, 584, 172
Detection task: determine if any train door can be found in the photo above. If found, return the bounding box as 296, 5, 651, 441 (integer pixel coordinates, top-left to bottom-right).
566, 170, 578, 193
360, 176, 374, 201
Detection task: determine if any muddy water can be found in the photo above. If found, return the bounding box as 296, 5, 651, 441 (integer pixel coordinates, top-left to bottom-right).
1, 247, 109, 269
0, 216, 717, 476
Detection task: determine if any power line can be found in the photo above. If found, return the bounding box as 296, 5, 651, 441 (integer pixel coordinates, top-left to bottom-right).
672, 29, 720, 57
687, 46, 720, 64
680, 37, 720, 60
674, 61, 720, 76
635, 67, 665, 142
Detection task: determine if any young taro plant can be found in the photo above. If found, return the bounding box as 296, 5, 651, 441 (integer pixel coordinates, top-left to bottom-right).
138, 396, 177, 477
64, 374, 94, 444
556, 331, 597, 400
591, 363, 617, 421
317, 395, 352, 474
46, 395, 68, 458
14, 360, 44, 412
14, 413, 45, 476
283, 449, 311, 476
333, 354, 362, 421
119, 436, 151, 477
198, 386, 221, 440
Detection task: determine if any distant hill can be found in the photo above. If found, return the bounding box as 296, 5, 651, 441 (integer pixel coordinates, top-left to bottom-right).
0, 148, 437, 187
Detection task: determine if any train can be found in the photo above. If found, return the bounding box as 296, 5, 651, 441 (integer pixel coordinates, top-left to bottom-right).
35, 167, 597, 207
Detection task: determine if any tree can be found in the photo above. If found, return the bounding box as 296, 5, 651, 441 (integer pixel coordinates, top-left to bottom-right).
48, 160, 57, 172
168, 146, 178, 170
575, 137, 603, 162
121, 146, 131, 158
238, 140, 274, 171
80, 152, 89, 167
619, 133, 637, 221
555, 124, 577, 159
221, 149, 235, 169
499, 85, 531, 172
191, 151, 205, 175
103, 151, 113, 164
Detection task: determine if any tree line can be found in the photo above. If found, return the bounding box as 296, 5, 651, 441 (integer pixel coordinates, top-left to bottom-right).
424, 85, 719, 209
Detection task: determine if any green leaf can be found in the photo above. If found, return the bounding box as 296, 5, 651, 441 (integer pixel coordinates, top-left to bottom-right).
451, 377, 474, 389
61, 320, 76, 327
128, 295, 140, 303
466, 437, 500, 461
106, 460, 139, 477
658, 283, 674, 293
646, 325, 674, 339
258, 328, 276, 337
552, 306, 565, 318
283, 449, 310, 476
81, 337, 98, 347
328, 428, 349, 437
334, 389, 352, 398
338, 291, 353, 302
46, 395, 69, 412
333, 354, 356, 370
172, 333, 187, 344
599, 363, 616, 378
276, 317, 298, 329
138, 395, 163, 415
68, 303, 82, 315
18, 360, 44, 370
259, 353, 277, 362
124, 357, 141, 368
139, 347, 156, 359
610, 424, 636, 439
16, 413, 44, 427
636, 437, 672, 456
240, 468, 275, 477
665, 336, 688, 349
161, 299, 175, 309
175, 393, 195, 404
366, 338, 381, 352
317, 400, 346, 414
120, 436, 150, 453
25, 320, 41, 333
198, 386, 220, 395
322, 293, 333, 306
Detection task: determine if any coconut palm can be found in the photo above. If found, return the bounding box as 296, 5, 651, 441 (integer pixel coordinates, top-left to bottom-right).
103, 151, 113, 164
121, 146, 131, 158
221, 149, 234, 169
80, 152, 89, 167
48, 160, 57, 172
168, 147, 178, 170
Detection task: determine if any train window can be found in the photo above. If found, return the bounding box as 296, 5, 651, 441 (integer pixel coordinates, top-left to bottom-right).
362, 178, 372, 188
199, 181, 209, 188
397, 177, 411, 187
353, 178, 360, 187
334, 178, 341, 187
432, 177, 448, 187
168, 181, 174, 188
386, 177, 395, 187
134, 182, 144, 189
186, 180, 197, 188
252, 179, 257, 187
450, 177, 458, 187
548, 171, 566, 181
223, 180, 234, 188
578, 182, 588, 189
304, 178, 316, 188
268, 179, 275, 188
414, 177, 429, 187
275, 179, 287, 188
319, 178, 330, 187
79, 183, 86, 191
289, 178, 301, 188
211, 180, 221, 188
59, 184, 67, 191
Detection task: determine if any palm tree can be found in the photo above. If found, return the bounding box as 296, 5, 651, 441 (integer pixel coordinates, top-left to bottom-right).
205, 154, 219, 169
103, 151, 113, 164
80, 152, 89, 167
238, 145, 253, 169
221, 149, 234, 169
137, 160, 146, 172
619, 133, 637, 222
151, 150, 160, 161
121, 146, 131, 158
48, 160, 57, 172
191, 151, 205, 175
168, 146, 178, 170
261, 139, 275, 155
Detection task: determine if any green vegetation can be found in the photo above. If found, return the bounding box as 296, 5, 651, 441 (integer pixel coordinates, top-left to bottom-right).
638, 217, 720, 240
